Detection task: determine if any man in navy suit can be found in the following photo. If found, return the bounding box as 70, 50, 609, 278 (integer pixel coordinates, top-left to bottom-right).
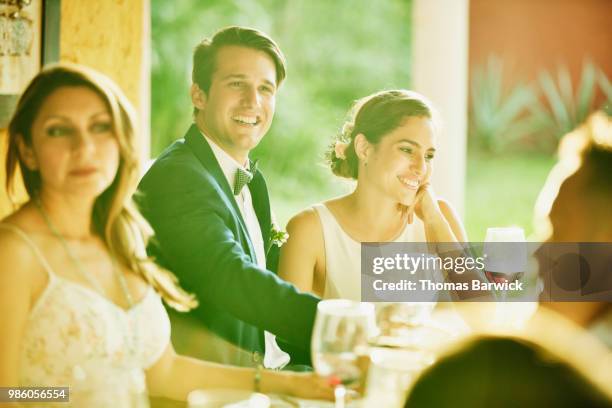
138, 26, 319, 368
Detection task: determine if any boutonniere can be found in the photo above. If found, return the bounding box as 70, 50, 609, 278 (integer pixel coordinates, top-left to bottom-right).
270, 220, 289, 247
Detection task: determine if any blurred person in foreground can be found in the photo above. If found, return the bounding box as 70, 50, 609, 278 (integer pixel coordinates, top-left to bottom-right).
0, 63, 331, 407
137, 26, 320, 369
404, 330, 612, 408
533, 111, 612, 347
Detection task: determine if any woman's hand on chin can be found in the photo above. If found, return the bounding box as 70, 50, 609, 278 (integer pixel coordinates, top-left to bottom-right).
412, 183, 442, 223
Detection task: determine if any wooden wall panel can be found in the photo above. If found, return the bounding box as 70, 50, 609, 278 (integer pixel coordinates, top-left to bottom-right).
0, 0, 149, 218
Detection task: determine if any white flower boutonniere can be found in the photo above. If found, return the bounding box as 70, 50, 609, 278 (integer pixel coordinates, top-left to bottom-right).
270, 221, 289, 247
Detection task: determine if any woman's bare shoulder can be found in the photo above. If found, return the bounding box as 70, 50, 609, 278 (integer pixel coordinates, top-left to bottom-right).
286, 196, 351, 245
0, 230, 40, 297
286, 207, 322, 236
1, 202, 39, 228
322, 195, 350, 211
0, 206, 44, 274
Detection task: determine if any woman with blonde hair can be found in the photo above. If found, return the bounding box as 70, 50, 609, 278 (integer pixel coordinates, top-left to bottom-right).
0, 63, 330, 406
279, 90, 467, 300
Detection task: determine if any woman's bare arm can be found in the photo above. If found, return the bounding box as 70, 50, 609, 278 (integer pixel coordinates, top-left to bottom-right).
438, 199, 468, 242
0, 228, 38, 406
145, 343, 332, 401
415, 184, 467, 243
278, 209, 325, 296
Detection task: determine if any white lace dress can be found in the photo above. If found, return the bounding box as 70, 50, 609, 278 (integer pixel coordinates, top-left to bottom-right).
1, 224, 171, 407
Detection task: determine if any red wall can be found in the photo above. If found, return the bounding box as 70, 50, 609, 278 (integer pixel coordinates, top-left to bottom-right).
469, 0, 612, 87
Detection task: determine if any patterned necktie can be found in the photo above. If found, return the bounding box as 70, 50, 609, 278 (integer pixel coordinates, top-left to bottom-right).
233, 160, 258, 195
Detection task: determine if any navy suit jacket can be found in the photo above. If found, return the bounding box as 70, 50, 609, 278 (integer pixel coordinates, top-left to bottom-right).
137, 124, 319, 362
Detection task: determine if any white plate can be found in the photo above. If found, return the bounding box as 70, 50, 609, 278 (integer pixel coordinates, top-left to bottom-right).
187, 389, 291, 407
187, 389, 349, 408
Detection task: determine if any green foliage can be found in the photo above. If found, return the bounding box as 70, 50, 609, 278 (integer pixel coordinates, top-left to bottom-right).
596, 68, 612, 116
469, 58, 611, 153
465, 150, 556, 242
468, 56, 540, 153
151, 0, 413, 202
532, 62, 600, 139
467, 62, 610, 241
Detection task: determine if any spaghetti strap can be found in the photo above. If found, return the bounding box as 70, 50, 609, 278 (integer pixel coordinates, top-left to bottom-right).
0, 223, 57, 281
312, 203, 331, 222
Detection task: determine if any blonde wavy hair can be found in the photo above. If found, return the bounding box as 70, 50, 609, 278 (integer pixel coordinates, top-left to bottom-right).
533, 111, 612, 241
6, 63, 197, 311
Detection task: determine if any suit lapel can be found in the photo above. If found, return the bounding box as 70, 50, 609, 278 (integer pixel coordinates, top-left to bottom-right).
249, 169, 272, 252
184, 124, 257, 262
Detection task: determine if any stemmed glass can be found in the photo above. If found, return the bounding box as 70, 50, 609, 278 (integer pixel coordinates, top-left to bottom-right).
484, 227, 527, 286
483, 227, 531, 326
311, 300, 377, 408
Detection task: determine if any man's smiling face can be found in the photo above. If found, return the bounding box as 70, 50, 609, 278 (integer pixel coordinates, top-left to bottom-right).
197, 45, 277, 164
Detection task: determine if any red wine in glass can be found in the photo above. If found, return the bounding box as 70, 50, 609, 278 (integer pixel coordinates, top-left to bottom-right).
485, 271, 524, 284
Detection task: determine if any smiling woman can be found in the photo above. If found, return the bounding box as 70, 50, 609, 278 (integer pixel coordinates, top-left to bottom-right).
278, 89, 468, 300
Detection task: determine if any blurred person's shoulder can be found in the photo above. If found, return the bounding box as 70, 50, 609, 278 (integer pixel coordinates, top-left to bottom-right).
590, 307, 612, 350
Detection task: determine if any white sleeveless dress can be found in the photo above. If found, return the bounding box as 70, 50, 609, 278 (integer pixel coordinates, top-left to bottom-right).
313, 204, 428, 301
0, 224, 171, 407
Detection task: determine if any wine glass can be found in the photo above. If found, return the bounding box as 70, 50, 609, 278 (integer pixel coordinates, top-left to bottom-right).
484, 227, 527, 286
484, 227, 531, 326
311, 300, 377, 408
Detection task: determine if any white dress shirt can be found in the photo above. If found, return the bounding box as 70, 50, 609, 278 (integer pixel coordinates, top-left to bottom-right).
202, 132, 290, 369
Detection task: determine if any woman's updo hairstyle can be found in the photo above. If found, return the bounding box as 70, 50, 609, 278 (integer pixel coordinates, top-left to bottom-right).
328, 89, 435, 179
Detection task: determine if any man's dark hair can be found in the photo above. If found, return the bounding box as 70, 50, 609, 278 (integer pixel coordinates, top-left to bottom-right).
192, 26, 286, 114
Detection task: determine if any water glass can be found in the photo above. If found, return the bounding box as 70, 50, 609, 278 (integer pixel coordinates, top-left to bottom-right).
311, 299, 377, 408
364, 347, 434, 408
